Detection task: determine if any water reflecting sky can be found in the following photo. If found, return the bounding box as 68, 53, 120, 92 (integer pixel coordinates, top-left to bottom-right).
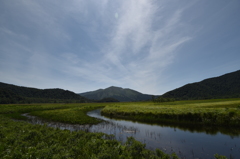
87, 109, 240, 159
22, 109, 240, 159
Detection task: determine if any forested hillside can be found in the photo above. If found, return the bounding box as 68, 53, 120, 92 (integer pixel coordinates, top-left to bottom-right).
0, 82, 88, 104
80, 86, 152, 102
162, 70, 240, 100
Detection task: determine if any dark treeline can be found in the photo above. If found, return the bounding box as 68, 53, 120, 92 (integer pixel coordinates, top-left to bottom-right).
0, 82, 88, 104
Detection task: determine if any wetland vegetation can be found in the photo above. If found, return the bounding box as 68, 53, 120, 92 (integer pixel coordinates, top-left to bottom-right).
0, 103, 178, 159
101, 99, 240, 127
1, 99, 239, 158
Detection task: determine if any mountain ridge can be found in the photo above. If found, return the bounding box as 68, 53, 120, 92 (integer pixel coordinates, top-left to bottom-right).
0, 82, 88, 104
1, 70, 239, 103
79, 86, 152, 102
161, 70, 240, 100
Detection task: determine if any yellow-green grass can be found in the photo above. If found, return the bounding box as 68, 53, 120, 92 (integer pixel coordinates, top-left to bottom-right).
0, 103, 106, 124
29, 105, 104, 124
2, 99, 240, 126
101, 99, 240, 126
0, 103, 70, 114
0, 102, 230, 158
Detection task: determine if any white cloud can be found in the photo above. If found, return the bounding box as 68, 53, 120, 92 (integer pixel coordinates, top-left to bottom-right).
96, 0, 192, 94
0, 0, 194, 94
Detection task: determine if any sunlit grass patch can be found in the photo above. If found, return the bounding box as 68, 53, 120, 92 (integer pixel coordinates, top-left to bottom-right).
30, 105, 104, 124
0, 103, 106, 124
101, 99, 240, 126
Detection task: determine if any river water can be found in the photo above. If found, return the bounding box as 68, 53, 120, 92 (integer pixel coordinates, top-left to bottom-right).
22, 109, 240, 159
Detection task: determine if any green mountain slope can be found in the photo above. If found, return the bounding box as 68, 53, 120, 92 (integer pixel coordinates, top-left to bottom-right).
0, 82, 88, 104
162, 70, 240, 100
79, 86, 152, 102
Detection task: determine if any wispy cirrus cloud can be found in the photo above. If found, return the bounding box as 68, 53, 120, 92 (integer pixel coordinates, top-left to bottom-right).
9, 0, 191, 93
95, 0, 192, 93
4, 0, 239, 94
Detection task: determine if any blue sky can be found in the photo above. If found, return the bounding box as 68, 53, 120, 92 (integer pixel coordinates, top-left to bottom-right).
0, 0, 239, 95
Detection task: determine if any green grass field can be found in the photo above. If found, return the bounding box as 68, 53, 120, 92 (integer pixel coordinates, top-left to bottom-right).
29, 104, 104, 124
0, 100, 235, 158
101, 99, 240, 126
0, 103, 105, 123
0, 103, 179, 159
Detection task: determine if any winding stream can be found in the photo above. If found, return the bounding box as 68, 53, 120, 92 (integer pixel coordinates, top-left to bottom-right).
22, 109, 240, 159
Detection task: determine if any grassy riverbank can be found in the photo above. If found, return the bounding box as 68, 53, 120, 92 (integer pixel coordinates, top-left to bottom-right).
0, 103, 179, 159
29, 104, 104, 124
0, 102, 231, 158
101, 99, 240, 126
1, 115, 176, 159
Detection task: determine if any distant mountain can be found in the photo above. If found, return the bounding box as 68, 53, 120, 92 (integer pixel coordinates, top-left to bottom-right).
79, 86, 152, 102
0, 82, 88, 104
162, 70, 240, 100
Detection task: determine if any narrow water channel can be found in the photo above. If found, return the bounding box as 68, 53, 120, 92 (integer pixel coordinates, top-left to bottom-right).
22, 109, 240, 159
